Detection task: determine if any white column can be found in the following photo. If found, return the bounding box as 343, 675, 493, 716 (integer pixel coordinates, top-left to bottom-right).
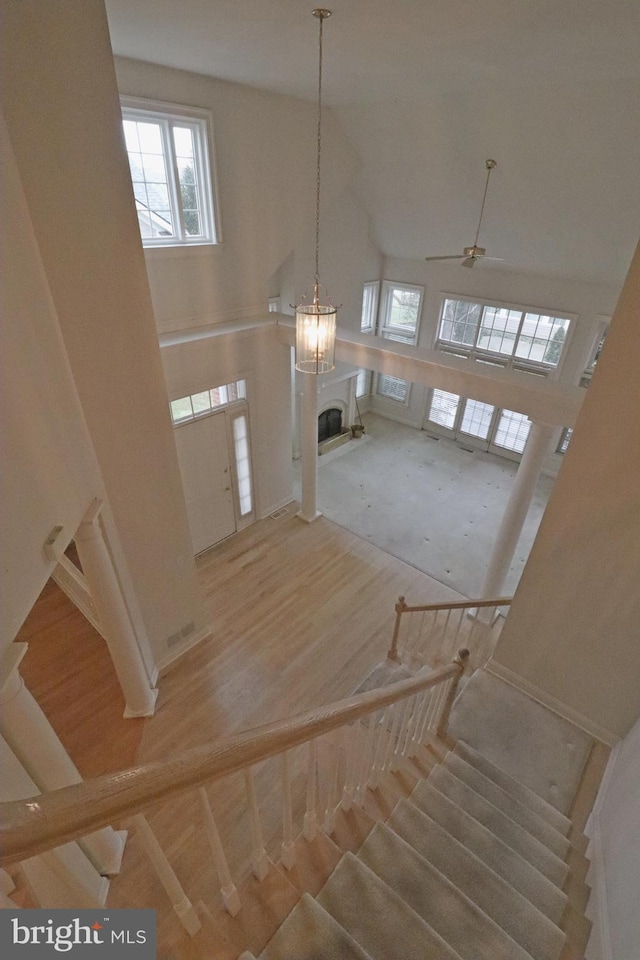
0, 645, 127, 876
480, 420, 555, 598
74, 499, 157, 717
0, 735, 107, 907
299, 374, 321, 522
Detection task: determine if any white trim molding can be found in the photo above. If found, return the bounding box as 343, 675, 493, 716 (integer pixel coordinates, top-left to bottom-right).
486, 659, 618, 746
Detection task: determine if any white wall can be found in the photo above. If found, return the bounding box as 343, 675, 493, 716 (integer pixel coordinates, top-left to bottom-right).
492, 240, 640, 741
115, 57, 381, 337
0, 0, 208, 663
585, 717, 640, 960
0, 112, 106, 645
114, 56, 382, 528
160, 323, 293, 518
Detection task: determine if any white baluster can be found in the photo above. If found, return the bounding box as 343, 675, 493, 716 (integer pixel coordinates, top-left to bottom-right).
244, 768, 269, 881
355, 711, 377, 804
440, 608, 453, 660
415, 688, 434, 748
406, 692, 427, 757
428, 679, 451, 735
400, 695, 421, 758
381, 700, 402, 775
340, 723, 360, 811
198, 787, 241, 916
133, 814, 200, 936
369, 705, 392, 788
323, 727, 342, 833
449, 609, 465, 661
392, 697, 414, 769
303, 738, 319, 840
281, 752, 295, 869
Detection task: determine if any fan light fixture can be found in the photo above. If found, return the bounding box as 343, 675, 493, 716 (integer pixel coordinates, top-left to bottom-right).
424, 159, 506, 268
294, 9, 337, 374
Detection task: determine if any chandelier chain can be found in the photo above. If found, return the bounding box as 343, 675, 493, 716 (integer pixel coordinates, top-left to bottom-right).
314, 11, 324, 286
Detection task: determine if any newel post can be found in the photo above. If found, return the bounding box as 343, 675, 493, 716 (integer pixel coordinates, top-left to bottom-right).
436, 649, 470, 739
387, 596, 408, 662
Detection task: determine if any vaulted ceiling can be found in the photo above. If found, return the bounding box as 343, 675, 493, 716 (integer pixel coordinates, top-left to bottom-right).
105, 0, 640, 289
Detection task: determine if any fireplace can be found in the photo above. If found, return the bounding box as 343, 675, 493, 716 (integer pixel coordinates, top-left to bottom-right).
318, 407, 343, 443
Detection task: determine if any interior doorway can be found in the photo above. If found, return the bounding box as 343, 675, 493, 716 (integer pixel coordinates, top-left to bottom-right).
173, 405, 255, 556
174, 411, 236, 554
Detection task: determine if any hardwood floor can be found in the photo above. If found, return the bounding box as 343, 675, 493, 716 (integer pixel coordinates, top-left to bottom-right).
12, 504, 462, 954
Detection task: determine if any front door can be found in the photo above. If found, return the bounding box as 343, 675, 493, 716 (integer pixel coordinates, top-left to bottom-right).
174, 412, 236, 554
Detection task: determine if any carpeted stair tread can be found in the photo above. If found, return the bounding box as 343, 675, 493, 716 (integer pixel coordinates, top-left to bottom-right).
454, 740, 572, 835
317, 853, 464, 960
257, 893, 374, 960
444, 752, 570, 857
423, 768, 569, 886
357, 822, 536, 960
409, 781, 568, 922
387, 799, 566, 960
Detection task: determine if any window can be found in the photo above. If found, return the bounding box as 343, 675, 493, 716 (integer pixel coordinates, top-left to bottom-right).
231, 414, 253, 517
375, 281, 424, 404
170, 379, 246, 425
361, 282, 379, 332
459, 399, 494, 441
493, 409, 531, 454
429, 390, 460, 430
121, 97, 218, 247
437, 297, 571, 372
377, 374, 410, 403
356, 368, 372, 398
379, 282, 423, 344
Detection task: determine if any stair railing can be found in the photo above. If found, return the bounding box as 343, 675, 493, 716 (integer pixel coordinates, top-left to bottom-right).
388, 595, 512, 669
0, 651, 469, 930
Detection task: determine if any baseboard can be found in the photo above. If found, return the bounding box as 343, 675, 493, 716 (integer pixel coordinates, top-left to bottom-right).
585, 739, 621, 838
486, 660, 618, 746
156, 625, 212, 676
259, 496, 295, 520
583, 819, 613, 960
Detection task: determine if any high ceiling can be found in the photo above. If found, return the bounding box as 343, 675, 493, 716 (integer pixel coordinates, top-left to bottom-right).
105, 0, 640, 288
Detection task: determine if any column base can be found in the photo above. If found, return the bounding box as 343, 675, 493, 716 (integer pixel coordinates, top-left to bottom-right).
297, 509, 322, 524
123, 686, 158, 719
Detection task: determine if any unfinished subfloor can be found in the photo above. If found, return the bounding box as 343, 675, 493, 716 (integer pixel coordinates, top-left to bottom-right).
295, 412, 556, 597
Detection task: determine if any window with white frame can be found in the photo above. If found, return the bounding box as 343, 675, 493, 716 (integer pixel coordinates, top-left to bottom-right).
375, 281, 424, 403
437, 297, 571, 372
361, 281, 380, 332
121, 97, 218, 247
170, 379, 246, 425
378, 282, 424, 344
355, 368, 372, 398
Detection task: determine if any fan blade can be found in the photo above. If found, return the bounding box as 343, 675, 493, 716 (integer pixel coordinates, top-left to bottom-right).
461, 257, 476, 268
424, 254, 466, 262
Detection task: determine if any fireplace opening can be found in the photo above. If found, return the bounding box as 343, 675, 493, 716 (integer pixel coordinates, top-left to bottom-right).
318, 408, 342, 443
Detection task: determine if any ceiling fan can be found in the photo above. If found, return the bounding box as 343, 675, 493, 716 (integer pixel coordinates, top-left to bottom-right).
425, 159, 505, 268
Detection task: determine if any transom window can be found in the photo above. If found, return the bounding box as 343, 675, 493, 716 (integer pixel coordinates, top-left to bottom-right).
121, 97, 218, 247
438, 297, 571, 371
170, 379, 246, 425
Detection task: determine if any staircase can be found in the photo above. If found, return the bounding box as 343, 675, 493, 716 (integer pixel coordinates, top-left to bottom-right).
1, 595, 598, 959
246, 738, 588, 960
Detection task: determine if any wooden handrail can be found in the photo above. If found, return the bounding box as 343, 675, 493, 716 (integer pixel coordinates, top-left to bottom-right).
387, 595, 512, 663
0, 659, 465, 866
398, 596, 512, 614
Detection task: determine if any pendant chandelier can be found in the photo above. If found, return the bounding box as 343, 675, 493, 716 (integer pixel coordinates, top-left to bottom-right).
295, 8, 337, 374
